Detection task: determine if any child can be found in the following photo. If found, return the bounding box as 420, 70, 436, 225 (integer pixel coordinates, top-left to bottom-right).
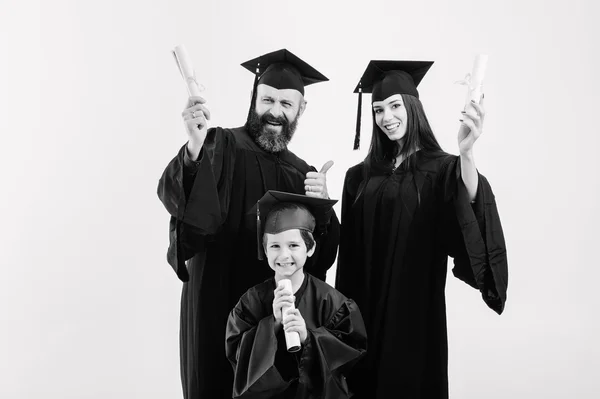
225, 191, 367, 399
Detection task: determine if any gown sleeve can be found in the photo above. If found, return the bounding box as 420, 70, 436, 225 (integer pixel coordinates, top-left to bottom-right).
301, 298, 368, 398
225, 292, 292, 398
439, 156, 508, 314
309, 210, 340, 282
156, 127, 236, 281
335, 165, 362, 297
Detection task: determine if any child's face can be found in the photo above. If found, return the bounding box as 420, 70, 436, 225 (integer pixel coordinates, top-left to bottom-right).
265, 229, 315, 278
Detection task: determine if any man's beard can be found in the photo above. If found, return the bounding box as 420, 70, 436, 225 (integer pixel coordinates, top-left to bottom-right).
246, 108, 299, 153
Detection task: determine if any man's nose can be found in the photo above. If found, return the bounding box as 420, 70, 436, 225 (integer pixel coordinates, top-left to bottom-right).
270, 101, 283, 117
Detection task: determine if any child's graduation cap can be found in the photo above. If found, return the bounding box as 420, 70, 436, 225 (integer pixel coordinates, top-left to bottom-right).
352, 60, 434, 150
241, 49, 329, 96
250, 191, 338, 260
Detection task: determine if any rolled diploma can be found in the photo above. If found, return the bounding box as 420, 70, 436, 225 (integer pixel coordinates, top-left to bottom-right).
278, 279, 301, 353
464, 54, 488, 107
172, 44, 203, 97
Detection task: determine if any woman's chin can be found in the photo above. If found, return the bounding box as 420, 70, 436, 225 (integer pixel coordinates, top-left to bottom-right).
386, 131, 406, 142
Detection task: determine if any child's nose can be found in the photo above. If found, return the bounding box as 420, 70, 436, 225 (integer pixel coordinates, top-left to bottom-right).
280, 247, 292, 258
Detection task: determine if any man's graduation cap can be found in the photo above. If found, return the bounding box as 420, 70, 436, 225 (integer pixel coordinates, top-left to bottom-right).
352, 60, 434, 150
250, 190, 338, 260
241, 49, 329, 96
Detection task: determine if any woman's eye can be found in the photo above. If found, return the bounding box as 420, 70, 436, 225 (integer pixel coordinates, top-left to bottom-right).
374, 109, 382, 114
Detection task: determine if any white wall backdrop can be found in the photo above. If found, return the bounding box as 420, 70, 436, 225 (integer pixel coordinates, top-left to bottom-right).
2, 0, 599, 398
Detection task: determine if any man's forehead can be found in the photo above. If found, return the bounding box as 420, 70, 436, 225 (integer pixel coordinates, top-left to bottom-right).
257, 84, 304, 102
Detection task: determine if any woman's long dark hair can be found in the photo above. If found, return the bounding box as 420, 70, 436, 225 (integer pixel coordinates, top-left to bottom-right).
363, 94, 442, 178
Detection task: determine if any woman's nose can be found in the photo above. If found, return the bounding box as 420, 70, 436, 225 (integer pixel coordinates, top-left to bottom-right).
382, 107, 393, 122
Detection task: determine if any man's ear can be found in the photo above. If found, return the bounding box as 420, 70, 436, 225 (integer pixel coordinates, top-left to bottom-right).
298, 99, 307, 118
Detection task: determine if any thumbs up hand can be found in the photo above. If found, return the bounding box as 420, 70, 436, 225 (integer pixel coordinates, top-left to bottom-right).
304, 161, 334, 199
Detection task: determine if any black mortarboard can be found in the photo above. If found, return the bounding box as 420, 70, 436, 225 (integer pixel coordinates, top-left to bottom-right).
241, 49, 329, 96
352, 60, 434, 150
249, 191, 337, 260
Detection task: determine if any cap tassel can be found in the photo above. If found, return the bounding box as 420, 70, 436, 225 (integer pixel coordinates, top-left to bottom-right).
246, 63, 262, 126
353, 83, 362, 150
256, 200, 264, 260
253, 62, 261, 92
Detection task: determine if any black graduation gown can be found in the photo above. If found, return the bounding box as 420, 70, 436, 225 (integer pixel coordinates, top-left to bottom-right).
157, 126, 341, 399
335, 150, 508, 399
225, 274, 367, 399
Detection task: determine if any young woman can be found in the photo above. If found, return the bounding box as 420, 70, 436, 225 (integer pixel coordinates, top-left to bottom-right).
336, 60, 508, 399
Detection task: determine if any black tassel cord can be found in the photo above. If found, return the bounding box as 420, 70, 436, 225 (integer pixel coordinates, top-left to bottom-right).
257, 200, 263, 260
354, 83, 362, 150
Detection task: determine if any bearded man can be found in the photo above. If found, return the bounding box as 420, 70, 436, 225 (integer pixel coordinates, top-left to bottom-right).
157, 49, 340, 399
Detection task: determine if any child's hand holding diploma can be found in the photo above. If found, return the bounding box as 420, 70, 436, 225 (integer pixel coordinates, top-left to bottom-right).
272, 284, 295, 329
282, 308, 307, 344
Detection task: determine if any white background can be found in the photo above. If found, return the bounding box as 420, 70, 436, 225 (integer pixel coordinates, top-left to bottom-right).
2, 0, 599, 398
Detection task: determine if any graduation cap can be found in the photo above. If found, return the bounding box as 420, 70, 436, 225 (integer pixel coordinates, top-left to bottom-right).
352, 60, 434, 150
241, 49, 329, 96
251, 191, 338, 260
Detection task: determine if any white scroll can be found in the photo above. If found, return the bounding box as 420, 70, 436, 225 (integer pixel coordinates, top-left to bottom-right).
278, 279, 301, 353
172, 44, 204, 97
456, 54, 488, 107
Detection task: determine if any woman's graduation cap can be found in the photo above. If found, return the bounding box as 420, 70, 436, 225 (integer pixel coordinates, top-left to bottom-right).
241, 49, 329, 96
352, 60, 434, 150
250, 191, 338, 260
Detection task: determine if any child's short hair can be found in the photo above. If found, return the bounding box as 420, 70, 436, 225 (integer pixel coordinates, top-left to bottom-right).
262, 203, 316, 251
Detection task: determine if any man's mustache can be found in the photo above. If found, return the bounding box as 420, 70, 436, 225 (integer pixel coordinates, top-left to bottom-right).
261, 113, 288, 126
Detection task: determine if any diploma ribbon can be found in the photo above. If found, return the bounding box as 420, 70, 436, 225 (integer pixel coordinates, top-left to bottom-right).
185, 74, 206, 92
454, 73, 480, 94
455, 72, 483, 108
